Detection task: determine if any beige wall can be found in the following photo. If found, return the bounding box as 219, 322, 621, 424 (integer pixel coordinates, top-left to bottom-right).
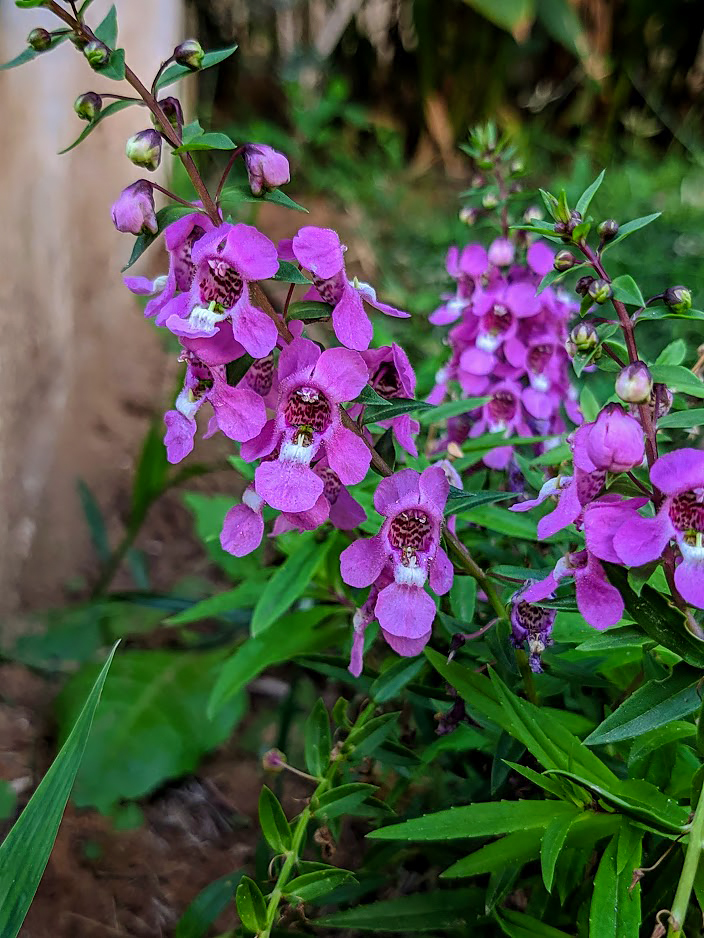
0, 0, 183, 614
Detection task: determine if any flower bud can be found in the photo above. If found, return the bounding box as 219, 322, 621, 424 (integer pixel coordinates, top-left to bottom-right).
587, 278, 613, 304
27, 28, 52, 52
74, 91, 102, 122
151, 96, 184, 134
83, 39, 110, 69
476, 153, 494, 171
615, 361, 653, 404
242, 143, 290, 196
575, 275, 595, 297
111, 180, 157, 236
597, 219, 619, 241
664, 285, 693, 314
482, 192, 498, 209
487, 237, 514, 267
570, 321, 598, 352
510, 159, 525, 175
173, 38, 205, 71
459, 206, 477, 225
125, 129, 162, 171
554, 250, 576, 272
69, 31, 89, 50
585, 403, 645, 473
524, 206, 543, 224
262, 749, 286, 773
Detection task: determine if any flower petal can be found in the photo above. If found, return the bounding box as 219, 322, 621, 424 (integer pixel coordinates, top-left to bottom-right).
340, 536, 387, 588
314, 347, 369, 402
255, 460, 323, 512
220, 503, 264, 557
575, 557, 624, 629
231, 295, 279, 358
674, 557, 704, 609
613, 506, 674, 566
374, 469, 420, 516
278, 337, 320, 383
418, 465, 450, 515
332, 285, 373, 351
429, 546, 453, 596
650, 448, 704, 496
292, 226, 345, 279
326, 426, 371, 486
210, 385, 267, 442
382, 629, 432, 657
163, 411, 196, 464
375, 583, 436, 638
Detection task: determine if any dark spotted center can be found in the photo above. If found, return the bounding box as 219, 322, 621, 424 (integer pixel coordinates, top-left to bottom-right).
576, 469, 606, 507
488, 390, 517, 424
670, 492, 704, 539
318, 466, 342, 504
371, 362, 403, 399
481, 303, 513, 337
514, 601, 555, 639
313, 273, 344, 306
388, 510, 432, 553
527, 343, 553, 375
199, 258, 244, 308
246, 355, 274, 396
284, 387, 332, 433
174, 226, 205, 292
188, 360, 214, 399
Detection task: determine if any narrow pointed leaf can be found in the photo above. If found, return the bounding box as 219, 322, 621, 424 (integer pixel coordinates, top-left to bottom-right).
258, 787, 292, 853
156, 44, 239, 90
304, 699, 332, 778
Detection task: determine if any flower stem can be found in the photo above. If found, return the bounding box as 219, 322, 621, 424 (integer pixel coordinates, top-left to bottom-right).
667, 780, 704, 936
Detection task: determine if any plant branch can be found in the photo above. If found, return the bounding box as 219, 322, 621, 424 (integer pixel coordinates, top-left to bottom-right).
667, 780, 704, 936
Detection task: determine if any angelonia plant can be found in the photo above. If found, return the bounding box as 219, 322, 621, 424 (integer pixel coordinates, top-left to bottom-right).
8, 4, 704, 938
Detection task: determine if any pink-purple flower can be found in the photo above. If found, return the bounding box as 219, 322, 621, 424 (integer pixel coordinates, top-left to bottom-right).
243, 337, 371, 512
289, 226, 410, 351
584, 403, 645, 472
111, 180, 157, 236
243, 143, 290, 196
510, 591, 556, 672
357, 344, 419, 456
340, 467, 453, 670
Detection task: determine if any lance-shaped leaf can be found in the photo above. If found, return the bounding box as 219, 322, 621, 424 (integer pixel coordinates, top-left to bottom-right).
589, 831, 642, 937
356, 384, 435, 424
258, 787, 292, 853
220, 183, 307, 213
1, 30, 70, 71
156, 44, 239, 90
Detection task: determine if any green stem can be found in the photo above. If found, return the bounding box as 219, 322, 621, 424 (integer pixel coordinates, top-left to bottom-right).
668, 781, 704, 936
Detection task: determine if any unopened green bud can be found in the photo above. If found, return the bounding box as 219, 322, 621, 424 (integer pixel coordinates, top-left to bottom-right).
125, 129, 162, 171
597, 219, 619, 241
575, 275, 595, 297
482, 192, 498, 209
524, 206, 543, 224
664, 285, 693, 314
588, 278, 613, 304
570, 322, 599, 352
458, 206, 477, 226
615, 361, 653, 404
27, 28, 52, 52
151, 96, 184, 134
174, 38, 205, 71
510, 159, 524, 175
74, 91, 102, 122
554, 250, 576, 272
83, 39, 110, 69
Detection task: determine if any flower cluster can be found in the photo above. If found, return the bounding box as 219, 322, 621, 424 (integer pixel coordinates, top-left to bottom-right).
429, 238, 580, 469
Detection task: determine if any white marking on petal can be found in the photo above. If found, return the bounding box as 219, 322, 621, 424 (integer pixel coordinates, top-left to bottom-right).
243, 487, 264, 513
280, 441, 314, 465
394, 564, 427, 588
175, 388, 200, 420
189, 301, 228, 334
476, 332, 501, 352
531, 374, 550, 392
679, 535, 704, 563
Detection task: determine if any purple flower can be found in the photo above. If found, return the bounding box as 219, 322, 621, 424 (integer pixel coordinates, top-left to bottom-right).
111, 180, 157, 235
162, 223, 280, 358
357, 344, 419, 456
163, 350, 267, 463
488, 237, 515, 267
429, 244, 488, 326
243, 143, 290, 196
291, 226, 410, 351
585, 404, 645, 472
613, 449, 704, 608
340, 467, 453, 661
272, 459, 367, 534
124, 209, 215, 321
243, 338, 371, 512
220, 485, 266, 557
510, 592, 556, 672
521, 550, 624, 630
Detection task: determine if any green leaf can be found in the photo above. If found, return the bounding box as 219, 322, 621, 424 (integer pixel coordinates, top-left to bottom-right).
417, 397, 489, 424
287, 300, 333, 322
656, 338, 687, 366
651, 365, 704, 400
273, 261, 311, 284
236, 876, 266, 932
541, 813, 576, 892
370, 656, 425, 702
251, 533, 333, 635
658, 408, 704, 429
175, 871, 243, 938
208, 607, 341, 715
130, 418, 169, 526
165, 582, 264, 625
1, 31, 70, 71
77, 479, 111, 564
93, 4, 118, 46
0, 781, 16, 821
460, 0, 534, 36
611, 274, 645, 307
99, 47, 126, 81
122, 205, 202, 272
496, 909, 574, 938
629, 721, 696, 768
315, 783, 379, 820
607, 566, 704, 666
0, 644, 117, 938
316, 889, 483, 931
602, 213, 662, 252
450, 576, 477, 623
59, 98, 137, 154
284, 870, 355, 902
173, 131, 238, 153
579, 385, 600, 422
156, 44, 239, 90
368, 799, 577, 842
54, 648, 245, 812
258, 787, 292, 853
575, 169, 605, 216
220, 183, 308, 213
635, 306, 704, 323
304, 698, 332, 778
584, 665, 701, 746
444, 488, 516, 516
347, 712, 401, 757
357, 385, 436, 424
589, 832, 641, 937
